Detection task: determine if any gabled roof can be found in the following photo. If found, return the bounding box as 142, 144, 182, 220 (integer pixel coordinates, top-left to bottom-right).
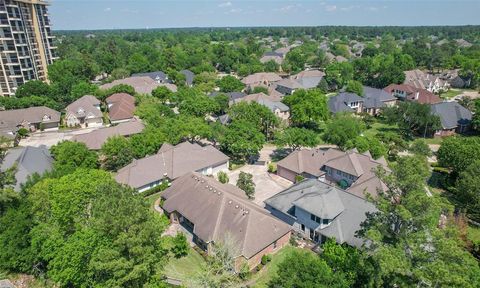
362, 86, 396, 109
383, 84, 442, 104
72, 119, 144, 150
278, 148, 389, 199
115, 142, 229, 189
430, 101, 472, 129
109, 100, 135, 121
0, 106, 61, 130
209, 91, 246, 102
328, 92, 363, 113
1, 145, 53, 191
100, 76, 161, 95
233, 93, 289, 112
132, 71, 169, 82
180, 70, 195, 86
162, 172, 291, 259
106, 93, 135, 105
241, 73, 282, 85
265, 179, 376, 248
66, 95, 102, 119
275, 79, 304, 90
291, 69, 325, 79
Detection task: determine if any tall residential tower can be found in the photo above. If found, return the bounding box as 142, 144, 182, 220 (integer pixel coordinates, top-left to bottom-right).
0, 0, 57, 96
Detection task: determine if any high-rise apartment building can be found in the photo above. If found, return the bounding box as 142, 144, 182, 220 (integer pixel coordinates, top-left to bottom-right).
0, 0, 57, 96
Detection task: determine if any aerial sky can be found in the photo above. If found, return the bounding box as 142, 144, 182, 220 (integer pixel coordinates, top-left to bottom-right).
49, 0, 480, 30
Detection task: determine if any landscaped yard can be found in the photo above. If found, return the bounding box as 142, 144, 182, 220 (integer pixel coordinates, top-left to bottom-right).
250, 245, 306, 287
440, 89, 464, 99
362, 122, 399, 138
164, 247, 206, 282
145, 191, 162, 208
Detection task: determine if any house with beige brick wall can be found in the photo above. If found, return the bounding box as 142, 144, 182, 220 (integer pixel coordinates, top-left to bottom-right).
161, 172, 291, 270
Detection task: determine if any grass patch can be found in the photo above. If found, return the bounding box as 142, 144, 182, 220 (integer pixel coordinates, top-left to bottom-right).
145, 192, 162, 209
164, 247, 205, 282
439, 89, 463, 100
362, 122, 399, 138
250, 245, 305, 287
467, 225, 480, 243
421, 137, 443, 145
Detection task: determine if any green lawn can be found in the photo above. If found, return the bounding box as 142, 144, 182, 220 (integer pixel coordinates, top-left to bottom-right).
145, 192, 162, 208
440, 89, 463, 99
421, 137, 443, 145
362, 122, 399, 138
164, 247, 206, 282
250, 245, 305, 288
467, 225, 480, 243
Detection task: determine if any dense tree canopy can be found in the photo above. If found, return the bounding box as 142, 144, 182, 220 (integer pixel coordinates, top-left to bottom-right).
282, 89, 329, 129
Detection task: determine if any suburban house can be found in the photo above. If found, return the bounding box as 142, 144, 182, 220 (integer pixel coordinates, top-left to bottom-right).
274, 46, 291, 57
106, 93, 136, 123
1, 145, 53, 191
328, 92, 364, 114
0, 106, 61, 136
132, 71, 170, 83
275, 79, 304, 95
209, 91, 247, 103
362, 86, 397, 115
65, 95, 103, 128
233, 93, 290, 121
384, 84, 442, 104
265, 179, 376, 247
403, 69, 450, 93
180, 70, 195, 87
326, 52, 348, 63
430, 102, 472, 137
241, 72, 282, 90
290, 69, 325, 90
276, 148, 389, 199
100, 76, 177, 94
72, 118, 144, 150
115, 141, 229, 192
260, 51, 284, 65
437, 69, 471, 89
162, 172, 292, 270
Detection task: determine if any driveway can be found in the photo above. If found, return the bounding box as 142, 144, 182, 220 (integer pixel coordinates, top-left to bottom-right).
226, 162, 292, 207
18, 127, 100, 148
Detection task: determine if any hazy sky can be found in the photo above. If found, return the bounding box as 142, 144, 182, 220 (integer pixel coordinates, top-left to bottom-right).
49, 0, 480, 30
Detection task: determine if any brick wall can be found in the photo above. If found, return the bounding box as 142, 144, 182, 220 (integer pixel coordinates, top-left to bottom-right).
242, 231, 292, 270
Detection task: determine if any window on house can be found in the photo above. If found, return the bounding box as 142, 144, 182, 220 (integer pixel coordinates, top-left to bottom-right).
322, 219, 329, 225
301, 224, 305, 231
273, 240, 278, 249
310, 214, 315, 221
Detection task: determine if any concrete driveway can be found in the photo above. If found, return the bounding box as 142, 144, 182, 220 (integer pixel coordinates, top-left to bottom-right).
226, 162, 292, 207
18, 127, 101, 148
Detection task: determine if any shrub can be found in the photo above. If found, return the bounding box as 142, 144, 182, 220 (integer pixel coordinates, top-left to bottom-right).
217, 171, 229, 184
268, 163, 277, 173
295, 175, 305, 183
261, 254, 272, 265
171, 233, 189, 258
17, 128, 29, 137
238, 263, 251, 280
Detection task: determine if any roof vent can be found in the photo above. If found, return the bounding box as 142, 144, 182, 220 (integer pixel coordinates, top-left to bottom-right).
245, 210, 249, 214
209, 187, 213, 191
235, 205, 239, 209
213, 189, 217, 193
228, 200, 232, 204
217, 192, 221, 195
201, 180, 205, 183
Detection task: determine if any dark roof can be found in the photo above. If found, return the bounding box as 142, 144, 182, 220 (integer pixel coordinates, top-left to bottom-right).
362, 86, 397, 109
180, 70, 195, 86
328, 92, 363, 113
132, 71, 170, 83
430, 102, 472, 129
263, 51, 283, 57
383, 84, 442, 104
209, 91, 246, 102
0, 145, 53, 191
265, 179, 376, 248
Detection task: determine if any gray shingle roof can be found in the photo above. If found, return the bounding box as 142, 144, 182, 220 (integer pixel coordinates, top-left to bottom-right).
430, 102, 472, 129
265, 179, 376, 248
180, 70, 195, 86
209, 91, 246, 102
328, 92, 363, 113
1, 145, 53, 191
0, 106, 61, 133
362, 86, 396, 109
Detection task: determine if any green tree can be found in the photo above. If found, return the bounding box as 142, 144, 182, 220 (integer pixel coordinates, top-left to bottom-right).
229, 102, 279, 139
346, 80, 364, 96
213, 93, 230, 115
104, 84, 135, 97
151, 86, 173, 103
70, 82, 100, 100
220, 120, 265, 162
409, 139, 432, 157
171, 233, 189, 258
236, 172, 255, 199
352, 136, 387, 159
251, 86, 269, 94
323, 113, 365, 149
282, 89, 329, 129
15, 80, 52, 98
217, 75, 245, 93
274, 127, 320, 150
127, 53, 150, 73
268, 250, 348, 288
100, 136, 134, 171
325, 62, 354, 89
437, 136, 480, 177
50, 141, 98, 174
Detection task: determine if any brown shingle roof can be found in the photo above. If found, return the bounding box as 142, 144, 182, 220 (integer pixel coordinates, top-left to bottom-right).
162, 172, 291, 259
278, 148, 389, 199
65, 95, 103, 119
100, 76, 160, 95
0, 106, 61, 132
115, 142, 229, 189
106, 93, 135, 105
241, 73, 282, 85
384, 84, 442, 104
72, 119, 144, 150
